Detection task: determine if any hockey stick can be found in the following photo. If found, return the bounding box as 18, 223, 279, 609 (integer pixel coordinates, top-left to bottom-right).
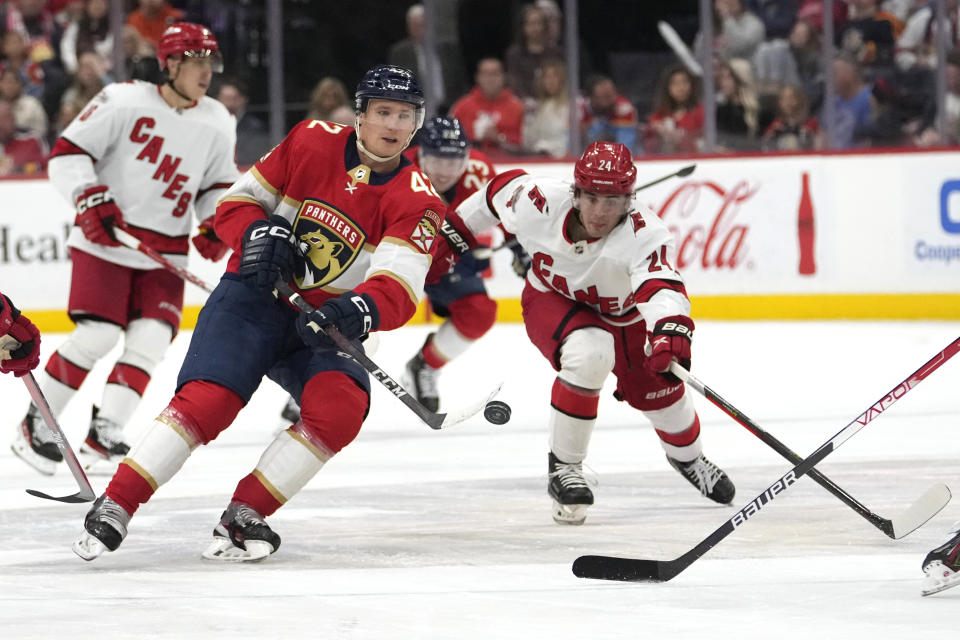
113, 227, 215, 293
273, 281, 501, 429
572, 337, 960, 583
633, 164, 696, 194
669, 361, 950, 539
21, 372, 97, 502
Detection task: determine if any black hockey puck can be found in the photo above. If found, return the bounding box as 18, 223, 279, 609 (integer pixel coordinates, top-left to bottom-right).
484, 400, 511, 425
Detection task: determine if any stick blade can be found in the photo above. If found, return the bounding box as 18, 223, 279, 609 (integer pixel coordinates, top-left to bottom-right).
26, 487, 96, 503
437, 381, 503, 429
572, 555, 670, 582
890, 483, 952, 539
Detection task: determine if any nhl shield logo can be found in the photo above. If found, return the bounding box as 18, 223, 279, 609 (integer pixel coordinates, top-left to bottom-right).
294, 199, 366, 289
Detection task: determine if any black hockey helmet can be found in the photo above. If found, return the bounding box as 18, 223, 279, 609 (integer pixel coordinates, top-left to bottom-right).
355, 64, 426, 128
419, 116, 469, 158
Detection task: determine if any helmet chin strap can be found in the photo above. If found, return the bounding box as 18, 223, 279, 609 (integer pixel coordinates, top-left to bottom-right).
165, 63, 193, 104
354, 115, 416, 164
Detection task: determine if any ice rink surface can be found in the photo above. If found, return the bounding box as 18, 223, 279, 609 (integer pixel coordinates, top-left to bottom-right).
1, 320, 958, 639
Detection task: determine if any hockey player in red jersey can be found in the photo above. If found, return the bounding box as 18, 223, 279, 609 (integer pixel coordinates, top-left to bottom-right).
73, 64, 447, 562
400, 116, 501, 412
0, 293, 40, 377
453, 141, 735, 525
12, 23, 238, 477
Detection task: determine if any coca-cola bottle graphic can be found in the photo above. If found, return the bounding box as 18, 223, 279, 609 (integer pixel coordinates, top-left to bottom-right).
797, 171, 816, 275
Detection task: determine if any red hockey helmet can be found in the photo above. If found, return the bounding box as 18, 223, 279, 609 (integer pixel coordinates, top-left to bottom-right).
573, 141, 637, 195
157, 22, 222, 72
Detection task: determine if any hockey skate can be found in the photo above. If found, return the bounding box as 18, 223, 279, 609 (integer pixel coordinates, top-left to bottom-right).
201, 502, 281, 562
10, 403, 62, 475
921, 522, 960, 596
73, 495, 131, 561
548, 451, 594, 525
78, 407, 130, 475
402, 341, 440, 412
667, 454, 736, 505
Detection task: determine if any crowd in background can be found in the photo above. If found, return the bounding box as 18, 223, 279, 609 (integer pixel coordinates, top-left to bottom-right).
1, 0, 959, 176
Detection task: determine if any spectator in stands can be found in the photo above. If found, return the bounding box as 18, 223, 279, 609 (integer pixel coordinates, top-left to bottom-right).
1, 30, 47, 100
715, 59, 760, 150
306, 76, 351, 122
0, 67, 47, 139
534, 0, 595, 83
838, 0, 904, 69
796, 0, 848, 31
216, 78, 270, 166
830, 53, 876, 148
643, 64, 704, 155
59, 0, 113, 75
126, 0, 183, 52
788, 19, 825, 109
504, 3, 563, 102
914, 49, 960, 146
761, 83, 822, 150
0, 0, 58, 64
746, 0, 798, 40
57, 50, 108, 131
387, 3, 466, 117
895, 0, 959, 72
580, 74, 638, 152
697, 0, 767, 62
121, 23, 161, 82
523, 57, 570, 157
0, 97, 46, 175
450, 57, 525, 156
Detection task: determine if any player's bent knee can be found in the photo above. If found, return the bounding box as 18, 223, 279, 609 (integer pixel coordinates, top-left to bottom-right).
121, 318, 174, 370
449, 294, 497, 339
168, 380, 245, 445
559, 328, 615, 389
67, 319, 123, 361
299, 372, 370, 454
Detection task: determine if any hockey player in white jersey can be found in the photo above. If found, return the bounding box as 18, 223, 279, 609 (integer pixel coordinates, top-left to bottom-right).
11, 22, 239, 476
455, 141, 735, 524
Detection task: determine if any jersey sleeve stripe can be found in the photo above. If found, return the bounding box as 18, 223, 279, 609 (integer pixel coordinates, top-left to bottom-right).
366, 270, 418, 305
485, 169, 527, 216
196, 182, 234, 200
50, 136, 96, 161
633, 278, 688, 304
249, 166, 280, 195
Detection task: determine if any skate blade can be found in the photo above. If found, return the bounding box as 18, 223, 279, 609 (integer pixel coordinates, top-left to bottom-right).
552, 501, 589, 526
10, 438, 58, 476
72, 531, 109, 561
921, 562, 960, 596
201, 537, 275, 562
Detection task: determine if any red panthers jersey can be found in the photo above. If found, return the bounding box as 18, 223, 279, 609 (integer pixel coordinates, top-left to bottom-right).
216, 120, 447, 330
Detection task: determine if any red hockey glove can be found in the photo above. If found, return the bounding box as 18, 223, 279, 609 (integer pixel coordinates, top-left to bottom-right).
645, 315, 694, 383
75, 185, 123, 247
0, 294, 41, 377
296, 292, 380, 349
192, 215, 229, 261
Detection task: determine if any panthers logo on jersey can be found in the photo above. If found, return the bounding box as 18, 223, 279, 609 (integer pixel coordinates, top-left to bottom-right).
294, 199, 367, 289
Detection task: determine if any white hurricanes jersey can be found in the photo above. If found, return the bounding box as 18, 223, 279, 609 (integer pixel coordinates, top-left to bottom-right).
49, 80, 239, 269
457, 171, 690, 327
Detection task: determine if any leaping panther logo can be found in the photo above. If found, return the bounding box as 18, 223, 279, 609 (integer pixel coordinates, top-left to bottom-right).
294, 199, 366, 289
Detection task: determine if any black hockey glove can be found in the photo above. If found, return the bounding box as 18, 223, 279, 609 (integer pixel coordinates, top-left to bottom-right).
508, 241, 531, 278
297, 291, 381, 348
453, 246, 491, 276
238, 215, 301, 293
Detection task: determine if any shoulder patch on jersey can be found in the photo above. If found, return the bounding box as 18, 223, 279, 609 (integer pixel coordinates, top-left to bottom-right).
410, 209, 442, 253
629, 211, 646, 232
504, 184, 524, 210
294, 200, 367, 289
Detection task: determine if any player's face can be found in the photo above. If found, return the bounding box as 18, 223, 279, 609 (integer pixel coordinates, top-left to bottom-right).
358, 99, 418, 158
171, 55, 214, 101
576, 191, 631, 238
420, 153, 468, 192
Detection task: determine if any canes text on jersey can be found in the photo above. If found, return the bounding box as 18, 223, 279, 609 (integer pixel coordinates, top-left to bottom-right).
129, 117, 193, 217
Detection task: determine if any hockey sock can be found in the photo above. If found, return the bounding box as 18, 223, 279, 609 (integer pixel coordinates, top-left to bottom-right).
98, 319, 172, 427
39, 320, 122, 415
644, 392, 702, 462
548, 377, 600, 462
